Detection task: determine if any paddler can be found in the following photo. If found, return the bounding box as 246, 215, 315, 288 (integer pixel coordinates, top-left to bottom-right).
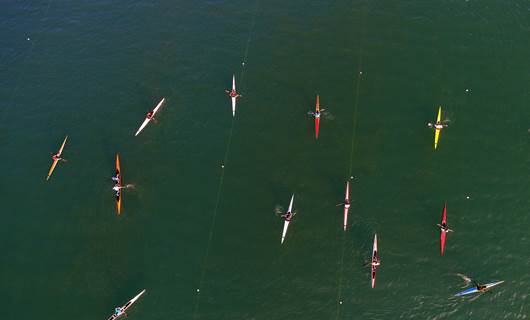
111, 173, 120, 183
281, 212, 293, 222
344, 198, 350, 209
51, 153, 65, 162
372, 254, 380, 267
225, 88, 241, 99
308, 109, 325, 118
113, 183, 121, 196
427, 122, 448, 130
113, 183, 127, 196
437, 223, 453, 233
473, 281, 488, 293
146, 110, 154, 120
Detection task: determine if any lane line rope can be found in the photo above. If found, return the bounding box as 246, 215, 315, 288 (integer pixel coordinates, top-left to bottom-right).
335, 4, 367, 319
192, 1, 260, 318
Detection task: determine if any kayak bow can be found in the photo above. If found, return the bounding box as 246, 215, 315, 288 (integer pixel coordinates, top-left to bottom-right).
434, 106, 442, 149
115, 154, 122, 215
107, 289, 146, 320
343, 181, 350, 231
454, 281, 504, 297
134, 98, 165, 136
281, 194, 295, 244
46, 135, 68, 181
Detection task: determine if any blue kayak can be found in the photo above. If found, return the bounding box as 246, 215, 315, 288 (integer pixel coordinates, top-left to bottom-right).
454, 280, 504, 297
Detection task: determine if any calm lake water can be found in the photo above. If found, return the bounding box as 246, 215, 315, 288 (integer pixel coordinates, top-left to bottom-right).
1, 1, 529, 319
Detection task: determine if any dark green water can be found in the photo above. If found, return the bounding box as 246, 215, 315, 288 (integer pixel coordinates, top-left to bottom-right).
2, 1, 529, 319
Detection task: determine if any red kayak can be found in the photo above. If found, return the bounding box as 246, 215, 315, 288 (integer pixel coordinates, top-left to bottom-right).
440, 204, 446, 255
314, 95, 320, 139
439, 203, 453, 255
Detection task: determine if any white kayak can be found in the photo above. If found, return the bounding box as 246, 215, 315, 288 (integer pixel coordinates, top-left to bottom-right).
134, 98, 165, 136
371, 234, 379, 288
231, 75, 237, 117
454, 281, 504, 297
281, 194, 295, 244
107, 289, 146, 320
343, 181, 350, 231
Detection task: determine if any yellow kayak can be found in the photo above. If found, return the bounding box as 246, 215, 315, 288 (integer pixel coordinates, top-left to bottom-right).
46, 135, 68, 180
434, 107, 442, 149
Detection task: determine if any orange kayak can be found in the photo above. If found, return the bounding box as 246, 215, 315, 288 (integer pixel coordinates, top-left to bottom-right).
115, 153, 122, 214
46, 135, 68, 181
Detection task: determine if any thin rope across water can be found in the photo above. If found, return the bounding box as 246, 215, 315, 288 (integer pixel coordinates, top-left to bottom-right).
335, 4, 367, 319
192, 1, 259, 318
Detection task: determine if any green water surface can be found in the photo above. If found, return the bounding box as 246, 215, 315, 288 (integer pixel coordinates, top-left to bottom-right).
1, 1, 529, 319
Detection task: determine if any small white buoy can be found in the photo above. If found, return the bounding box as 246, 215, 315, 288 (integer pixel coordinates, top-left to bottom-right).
466, 196, 470, 199
359, 71, 363, 75
242, 62, 245, 66
339, 300, 343, 305
350, 176, 354, 179
27, 37, 30, 41
196, 288, 200, 292
221, 164, 224, 168
465, 89, 469, 92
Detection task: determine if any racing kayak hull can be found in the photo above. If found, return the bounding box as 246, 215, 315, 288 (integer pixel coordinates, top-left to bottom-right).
343, 181, 350, 231
371, 233, 378, 288
231, 75, 236, 117
107, 289, 146, 320
47, 160, 59, 181
454, 281, 504, 297
440, 203, 447, 255
315, 95, 320, 139
281, 220, 289, 244
46, 135, 68, 181
135, 118, 150, 137
134, 98, 165, 136
434, 106, 442, 149
116, 154, 121, 215
281, 194, 295, 244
